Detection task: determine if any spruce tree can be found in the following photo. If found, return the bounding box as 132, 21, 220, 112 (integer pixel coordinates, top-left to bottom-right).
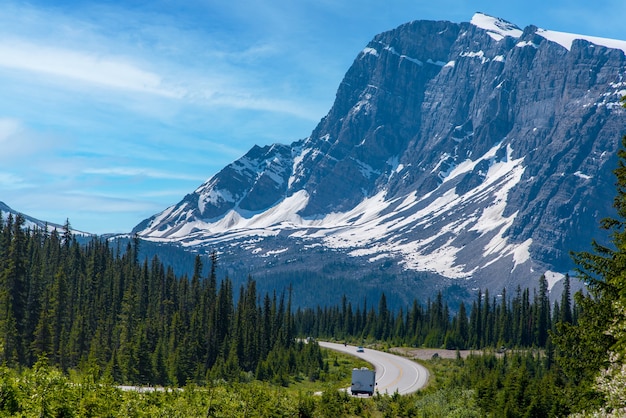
560, 273, 573, 325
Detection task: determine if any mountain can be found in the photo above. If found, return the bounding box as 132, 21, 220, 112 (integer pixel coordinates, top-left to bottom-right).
132, 13, 626, 307
0, 201, 92, 237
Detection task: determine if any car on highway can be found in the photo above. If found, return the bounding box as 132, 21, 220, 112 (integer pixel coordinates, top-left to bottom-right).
356, 346, 364, 352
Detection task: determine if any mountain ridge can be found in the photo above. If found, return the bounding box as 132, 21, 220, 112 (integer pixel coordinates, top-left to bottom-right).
0, 201, 92, 236
132, 13, 626, 303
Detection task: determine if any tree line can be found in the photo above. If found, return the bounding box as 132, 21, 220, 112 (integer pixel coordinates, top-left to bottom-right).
294, 273, 576, 350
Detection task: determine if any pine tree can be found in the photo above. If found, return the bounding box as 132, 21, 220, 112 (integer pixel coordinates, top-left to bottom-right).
469, 290, 482, 348
560, 273, 573, 325
535, 275, 550, 347
456, 302, 469, 347
376, 293, 389, 340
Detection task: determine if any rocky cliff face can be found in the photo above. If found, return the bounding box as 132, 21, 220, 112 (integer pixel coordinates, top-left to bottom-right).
133, 14, 626, 305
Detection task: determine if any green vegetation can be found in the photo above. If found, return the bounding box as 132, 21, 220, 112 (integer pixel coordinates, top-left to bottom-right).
0, 355, 484, 417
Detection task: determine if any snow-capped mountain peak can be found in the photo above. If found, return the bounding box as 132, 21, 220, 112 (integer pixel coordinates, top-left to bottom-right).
470, 12, 522, 41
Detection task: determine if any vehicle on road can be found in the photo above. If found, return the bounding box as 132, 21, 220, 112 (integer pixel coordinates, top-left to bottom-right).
351, 367, 376, 396
318, 341, 430, 395
356, 346, 364, 352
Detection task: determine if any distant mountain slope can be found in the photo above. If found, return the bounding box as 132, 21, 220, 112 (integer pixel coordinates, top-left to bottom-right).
0, 201, 91, 236
133, 13, 626, 304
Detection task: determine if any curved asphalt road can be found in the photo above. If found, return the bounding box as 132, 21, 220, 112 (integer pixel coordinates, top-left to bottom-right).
318, 342, 429, 395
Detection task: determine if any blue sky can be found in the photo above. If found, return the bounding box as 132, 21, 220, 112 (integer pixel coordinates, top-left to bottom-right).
1, 0, 625, 234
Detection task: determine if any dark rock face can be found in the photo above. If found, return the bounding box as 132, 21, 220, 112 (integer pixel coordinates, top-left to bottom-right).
133, 14, 626, 303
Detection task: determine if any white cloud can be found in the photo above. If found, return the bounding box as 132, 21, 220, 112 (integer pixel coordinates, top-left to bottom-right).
0, 0, 334, 123
0, 40, 182, 98
0, 37, 322, 121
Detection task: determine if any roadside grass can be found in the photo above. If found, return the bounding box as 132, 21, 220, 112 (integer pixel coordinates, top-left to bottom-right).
403, 354, 482, 416
286, 347, 372, 394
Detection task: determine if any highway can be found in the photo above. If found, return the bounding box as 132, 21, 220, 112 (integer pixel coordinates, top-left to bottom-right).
318, 342, 429, 395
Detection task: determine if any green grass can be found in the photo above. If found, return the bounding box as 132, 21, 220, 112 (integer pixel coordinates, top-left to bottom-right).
286, 347, 372, 394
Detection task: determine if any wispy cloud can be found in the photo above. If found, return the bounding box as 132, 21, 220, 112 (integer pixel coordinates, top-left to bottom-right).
0, 40, 181, 98
0, 1, 340, 133
0, 118, 62, 163
83, 167, 204, 182
0, 37, 322, 122
9, 190, 165, 234
0, 172, 32, 190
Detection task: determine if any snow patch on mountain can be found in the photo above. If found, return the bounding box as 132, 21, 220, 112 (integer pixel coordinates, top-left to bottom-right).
291, 143, 525, 279
384, 45, 424, 66
289, 145, 311, 189
198, 184, 235, 212
0, 201, 92, 236
351, 93, 373, 116
536, 28, 626, 53
471, 12, 626, 54
207, 190, 311, 235
544, 271, 565, 291
362, 47, 379, 57
516, 41, 539, 49
460, 50, 489, 64
470, 13, 522, 41
355, 159, 379, 179
154, 142, 529, 279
